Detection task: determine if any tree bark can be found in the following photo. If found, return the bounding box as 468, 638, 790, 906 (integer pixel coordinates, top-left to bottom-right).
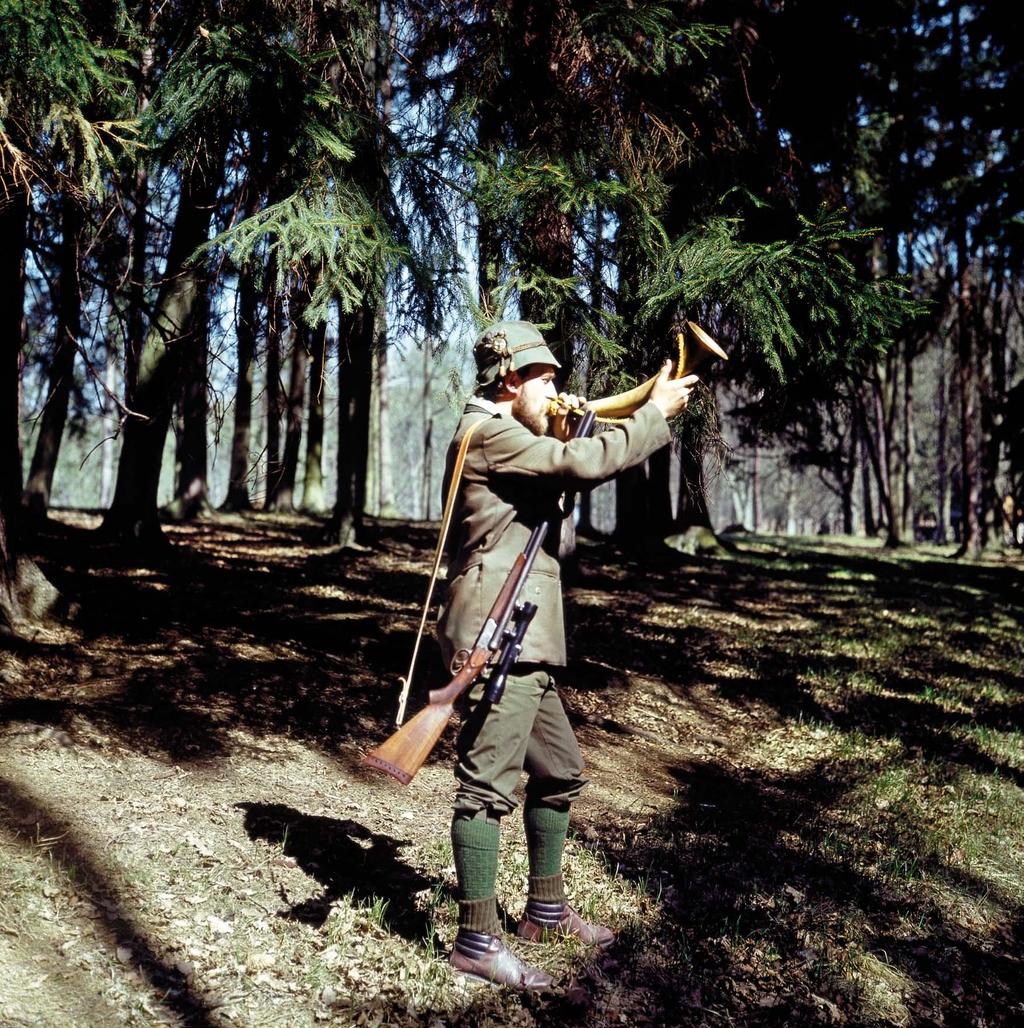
669, 443, 725, 555
1, 177, 60, 627
222, 266, 258, 511
326, 302, 373, 548
263, 281, 284, 508
954, 244, 981, 556
125, 10, 154, 407
24, 192, 83, 515
614, 464, 647, 545
860, 410, 877, 537
100, 337, 117, 508
900, 334, 916, 539
518, 202, 575, 376
301, 320, 328, 513
0, 184, 29, 624
648, 444, 674, 538
166, 283, 211, 520
476, 99, 501, 316
951, 2, 982, 558
752, 431, 761, 531
936, 326, 949, 543
979, 270, 1006, 549
269, 293, 309, 512
373, 309, 398, 518
860, 374, 899, 545
101, 155, 224, 547
421, 341, 434, 520
904, 231, 918, 538
841, 423, 856, 535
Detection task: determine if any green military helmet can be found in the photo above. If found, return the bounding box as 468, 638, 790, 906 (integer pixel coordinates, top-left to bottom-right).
473, 320, 561, 392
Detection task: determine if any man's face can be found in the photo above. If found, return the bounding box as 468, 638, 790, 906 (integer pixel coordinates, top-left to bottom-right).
510, 364, 558, 436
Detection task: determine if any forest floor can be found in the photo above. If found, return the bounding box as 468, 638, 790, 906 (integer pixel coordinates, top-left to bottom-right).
1, 512, 1023, 1028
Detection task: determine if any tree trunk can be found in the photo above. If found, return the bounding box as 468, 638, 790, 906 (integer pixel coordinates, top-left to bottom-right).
317, 6, 393, 541
24, 192, 83, 515
951, 3, 982, 558
614, 464, 647, 545
421, 341, 434, 520
166, 283, 211, 520
574, 204, 605, 541
520, 197, 576, 563
860, 376, 899, 545
669, 444, 724, 555
269, 288, 308, 512
222, 266, 258, 511
373, 307, 398, 518
326, 302, 373, 548
936, 327, 949, 543
752, 432, 761, 531
263, 282, 284, 508
100, 339, 117, 508
0, 500, 15, 632
519, 203, 575, 376
954, 248, 981, 556
841, 424, 856, 535
0, 184, 29, 625
1, 179, 60, 627
301, 320, 328, 513
860, 412, 877, 537
648, 444, 674, 538
577, 488, 594, 537
101, 155, 224, 547
125, 13, 154, 407
979, 271, 1006, 549
900, 333, 916, 539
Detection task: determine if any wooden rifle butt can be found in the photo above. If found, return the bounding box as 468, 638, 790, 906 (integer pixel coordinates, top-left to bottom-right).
362, 700, 455, 785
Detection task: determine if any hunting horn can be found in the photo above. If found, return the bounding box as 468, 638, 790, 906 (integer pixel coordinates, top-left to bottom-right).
572, 321, 728, 421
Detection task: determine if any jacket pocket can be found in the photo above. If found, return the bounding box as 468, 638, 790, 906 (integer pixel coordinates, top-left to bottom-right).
516, 565, 566, 664
437, 562, 485, 665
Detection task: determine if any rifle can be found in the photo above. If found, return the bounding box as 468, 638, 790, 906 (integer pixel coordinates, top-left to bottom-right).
364, 409, 597, 785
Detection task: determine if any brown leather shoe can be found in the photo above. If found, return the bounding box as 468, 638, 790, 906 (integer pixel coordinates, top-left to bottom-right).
516, 902, 615, 949
449, 929, 553, 990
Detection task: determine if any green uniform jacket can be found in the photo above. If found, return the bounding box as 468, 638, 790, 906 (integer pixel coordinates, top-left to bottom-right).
436, 399, 671, 669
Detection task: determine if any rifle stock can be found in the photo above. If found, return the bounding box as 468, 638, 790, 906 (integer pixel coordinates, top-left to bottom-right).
362, 697, 455, 785
363, 648, 488, 783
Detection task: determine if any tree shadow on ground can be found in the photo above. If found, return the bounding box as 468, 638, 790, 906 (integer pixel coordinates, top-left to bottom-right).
600, 757, 1023, 1026
237, 802, 439, 944
0, 775, 217, 1027
11, 515, 431, 764
571, 534, 1024, 789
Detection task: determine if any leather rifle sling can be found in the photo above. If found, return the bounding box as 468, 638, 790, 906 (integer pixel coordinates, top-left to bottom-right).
394, 414, 490, 726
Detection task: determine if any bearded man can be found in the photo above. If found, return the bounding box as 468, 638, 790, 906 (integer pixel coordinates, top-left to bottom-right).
437, 319, 696, 989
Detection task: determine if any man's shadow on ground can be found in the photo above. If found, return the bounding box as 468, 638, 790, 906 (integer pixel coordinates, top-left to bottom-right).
237, 802, 443, 945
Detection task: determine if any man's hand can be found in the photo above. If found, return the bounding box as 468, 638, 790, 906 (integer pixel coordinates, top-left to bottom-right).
550, 392, 585, 440
649, 361, 699, 420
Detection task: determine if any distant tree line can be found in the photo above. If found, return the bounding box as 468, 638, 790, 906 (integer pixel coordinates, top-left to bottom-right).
1, 0, 1020, 629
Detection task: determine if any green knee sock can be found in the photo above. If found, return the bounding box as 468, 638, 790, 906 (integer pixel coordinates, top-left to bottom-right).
452, 814, 501, 934
451, 814, 500, 902
524, 804, 569, 880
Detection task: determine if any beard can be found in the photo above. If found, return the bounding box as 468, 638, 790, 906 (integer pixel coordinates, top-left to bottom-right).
512, 390, 550, 437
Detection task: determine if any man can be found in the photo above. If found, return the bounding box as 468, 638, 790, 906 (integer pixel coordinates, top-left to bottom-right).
437, 319, 696, 989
